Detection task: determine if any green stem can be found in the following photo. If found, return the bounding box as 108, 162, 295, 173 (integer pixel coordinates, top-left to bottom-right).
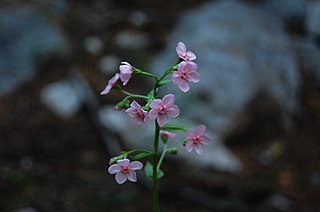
124, 149, 152, 156
116, 87, 148, 99
152, 122, 160, 212
157, 143, 167, 171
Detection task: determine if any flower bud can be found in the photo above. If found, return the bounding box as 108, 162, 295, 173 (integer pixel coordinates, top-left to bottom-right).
167, 147, 178, 154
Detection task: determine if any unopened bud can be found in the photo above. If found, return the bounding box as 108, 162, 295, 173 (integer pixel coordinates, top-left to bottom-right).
167, 147, 178, 154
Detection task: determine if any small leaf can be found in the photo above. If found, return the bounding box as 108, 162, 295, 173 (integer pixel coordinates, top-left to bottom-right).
161, 124, 190, 132
131, 152, 154, 160
144, 161, 165, 180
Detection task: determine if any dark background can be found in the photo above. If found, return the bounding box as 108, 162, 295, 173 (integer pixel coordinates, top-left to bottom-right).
1, 0, 320, 211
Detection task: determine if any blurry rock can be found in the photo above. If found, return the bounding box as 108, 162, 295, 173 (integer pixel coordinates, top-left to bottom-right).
99, 55, 120, 74
84, 36, 104, 55
129, 10, 149, 27
269, 193, 293, 211
98, 106, 242, 173
306, 1, 320, 35
115, 30, 149, 50
0, 6, 68, 97
147, 1, 299, 170
20, 156, 33, 171
264, 0, 305, 20
294, 40, 320, 82
152, 0, 299, 136
40, 80, 82, 118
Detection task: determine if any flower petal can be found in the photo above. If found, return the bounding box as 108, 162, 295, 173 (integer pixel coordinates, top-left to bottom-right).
129, 161, 143, 170
186, 141, 194, 152
187, 71, 200, 83
185, 128, 196, 139
194, 144, 204, 155
115, 172, 128, 184
161, 94, 175, 107
130, 100, 141, 109
150, 99, 161, 109
186, 51, 196, 60
148, 109, 158, 121
178, 80, 190, 92
117, 159, 130, 166
172, 72, 181, 84
108, 164, 121, 174
194, 125, 206, 135
176, 42, 186, 55
201, 135, 212, 145
127, 170, 137, 182
157, 114, 168, 127
166, 105, 180, 117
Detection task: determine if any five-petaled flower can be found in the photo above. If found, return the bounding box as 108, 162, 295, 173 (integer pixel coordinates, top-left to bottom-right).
185, 125, 212, 155
119, 62, 133, 86
172, 61, 200, 92
101, 73, 120, 95
149, 94, 180, 127
125, 100, 149, 125
176, 42, 196, 61
108, 159, 143, 184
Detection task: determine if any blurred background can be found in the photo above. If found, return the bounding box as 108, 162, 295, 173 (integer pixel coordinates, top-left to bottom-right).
1, 0, 320, 211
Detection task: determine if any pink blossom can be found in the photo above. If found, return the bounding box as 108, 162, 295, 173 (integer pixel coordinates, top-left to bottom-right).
172, 61, 200, 92
101, 73, 120, 95
185, 125, 212, 155
125, 100, 148, 125
149, 94, 180, 127
176, 42, 196, 61
108, 159, 143, 184
119, 62, 133, 86
160, 130, 178, 138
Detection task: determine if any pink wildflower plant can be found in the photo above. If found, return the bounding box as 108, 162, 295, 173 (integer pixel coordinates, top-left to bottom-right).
176, 42, 196, 61
108, 159, 143, 184
101, 73, 120, 95
185, 125, 212, 155
149, 94, 180, 127
119, 62, 133, 86
172, 61, 200, 92
160, 130, 178, 138
125, 100, 149, 125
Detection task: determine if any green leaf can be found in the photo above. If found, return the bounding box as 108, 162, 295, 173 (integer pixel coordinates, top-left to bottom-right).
161, 124, 190, 132
157, 79, 172, 87
144, 161, 164, 180
130, 152, 154, 160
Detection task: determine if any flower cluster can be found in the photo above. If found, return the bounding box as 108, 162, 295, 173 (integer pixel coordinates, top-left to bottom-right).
101, 42, 212, 185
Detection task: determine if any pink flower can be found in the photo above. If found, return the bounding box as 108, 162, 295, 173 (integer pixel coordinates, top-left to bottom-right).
160, 130, 177, 138
101, 73, 120, 95
149, 94, 180, 127
176, 42, 196, 61
185, 125, 212, 155
172, 61, 200, 92
125, 100, 148, 125
108, 159, 143, 184
119, 62, 133, 86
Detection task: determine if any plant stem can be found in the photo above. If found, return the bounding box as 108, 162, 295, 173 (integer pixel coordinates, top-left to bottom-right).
116, 87, 148, 99
152, 122, 160, 212
157, 143, 167, 171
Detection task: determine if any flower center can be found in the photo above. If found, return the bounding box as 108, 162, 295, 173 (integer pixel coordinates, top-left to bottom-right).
159, 105, 167, 114
136, 108, 144, 118
121, 166, 130, 174
180, 69, 188, 80
192, 135, 201, 144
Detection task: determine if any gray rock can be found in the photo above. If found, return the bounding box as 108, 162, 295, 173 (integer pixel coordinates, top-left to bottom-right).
293, 39, 320, 82
40, 80, 82, 118
0, 6, 68, 97
264, 0, 306, 20
148, 1, 300, 170
115, 30, 149, 50
306, 1, 320, 34
152, 1, 299, 136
